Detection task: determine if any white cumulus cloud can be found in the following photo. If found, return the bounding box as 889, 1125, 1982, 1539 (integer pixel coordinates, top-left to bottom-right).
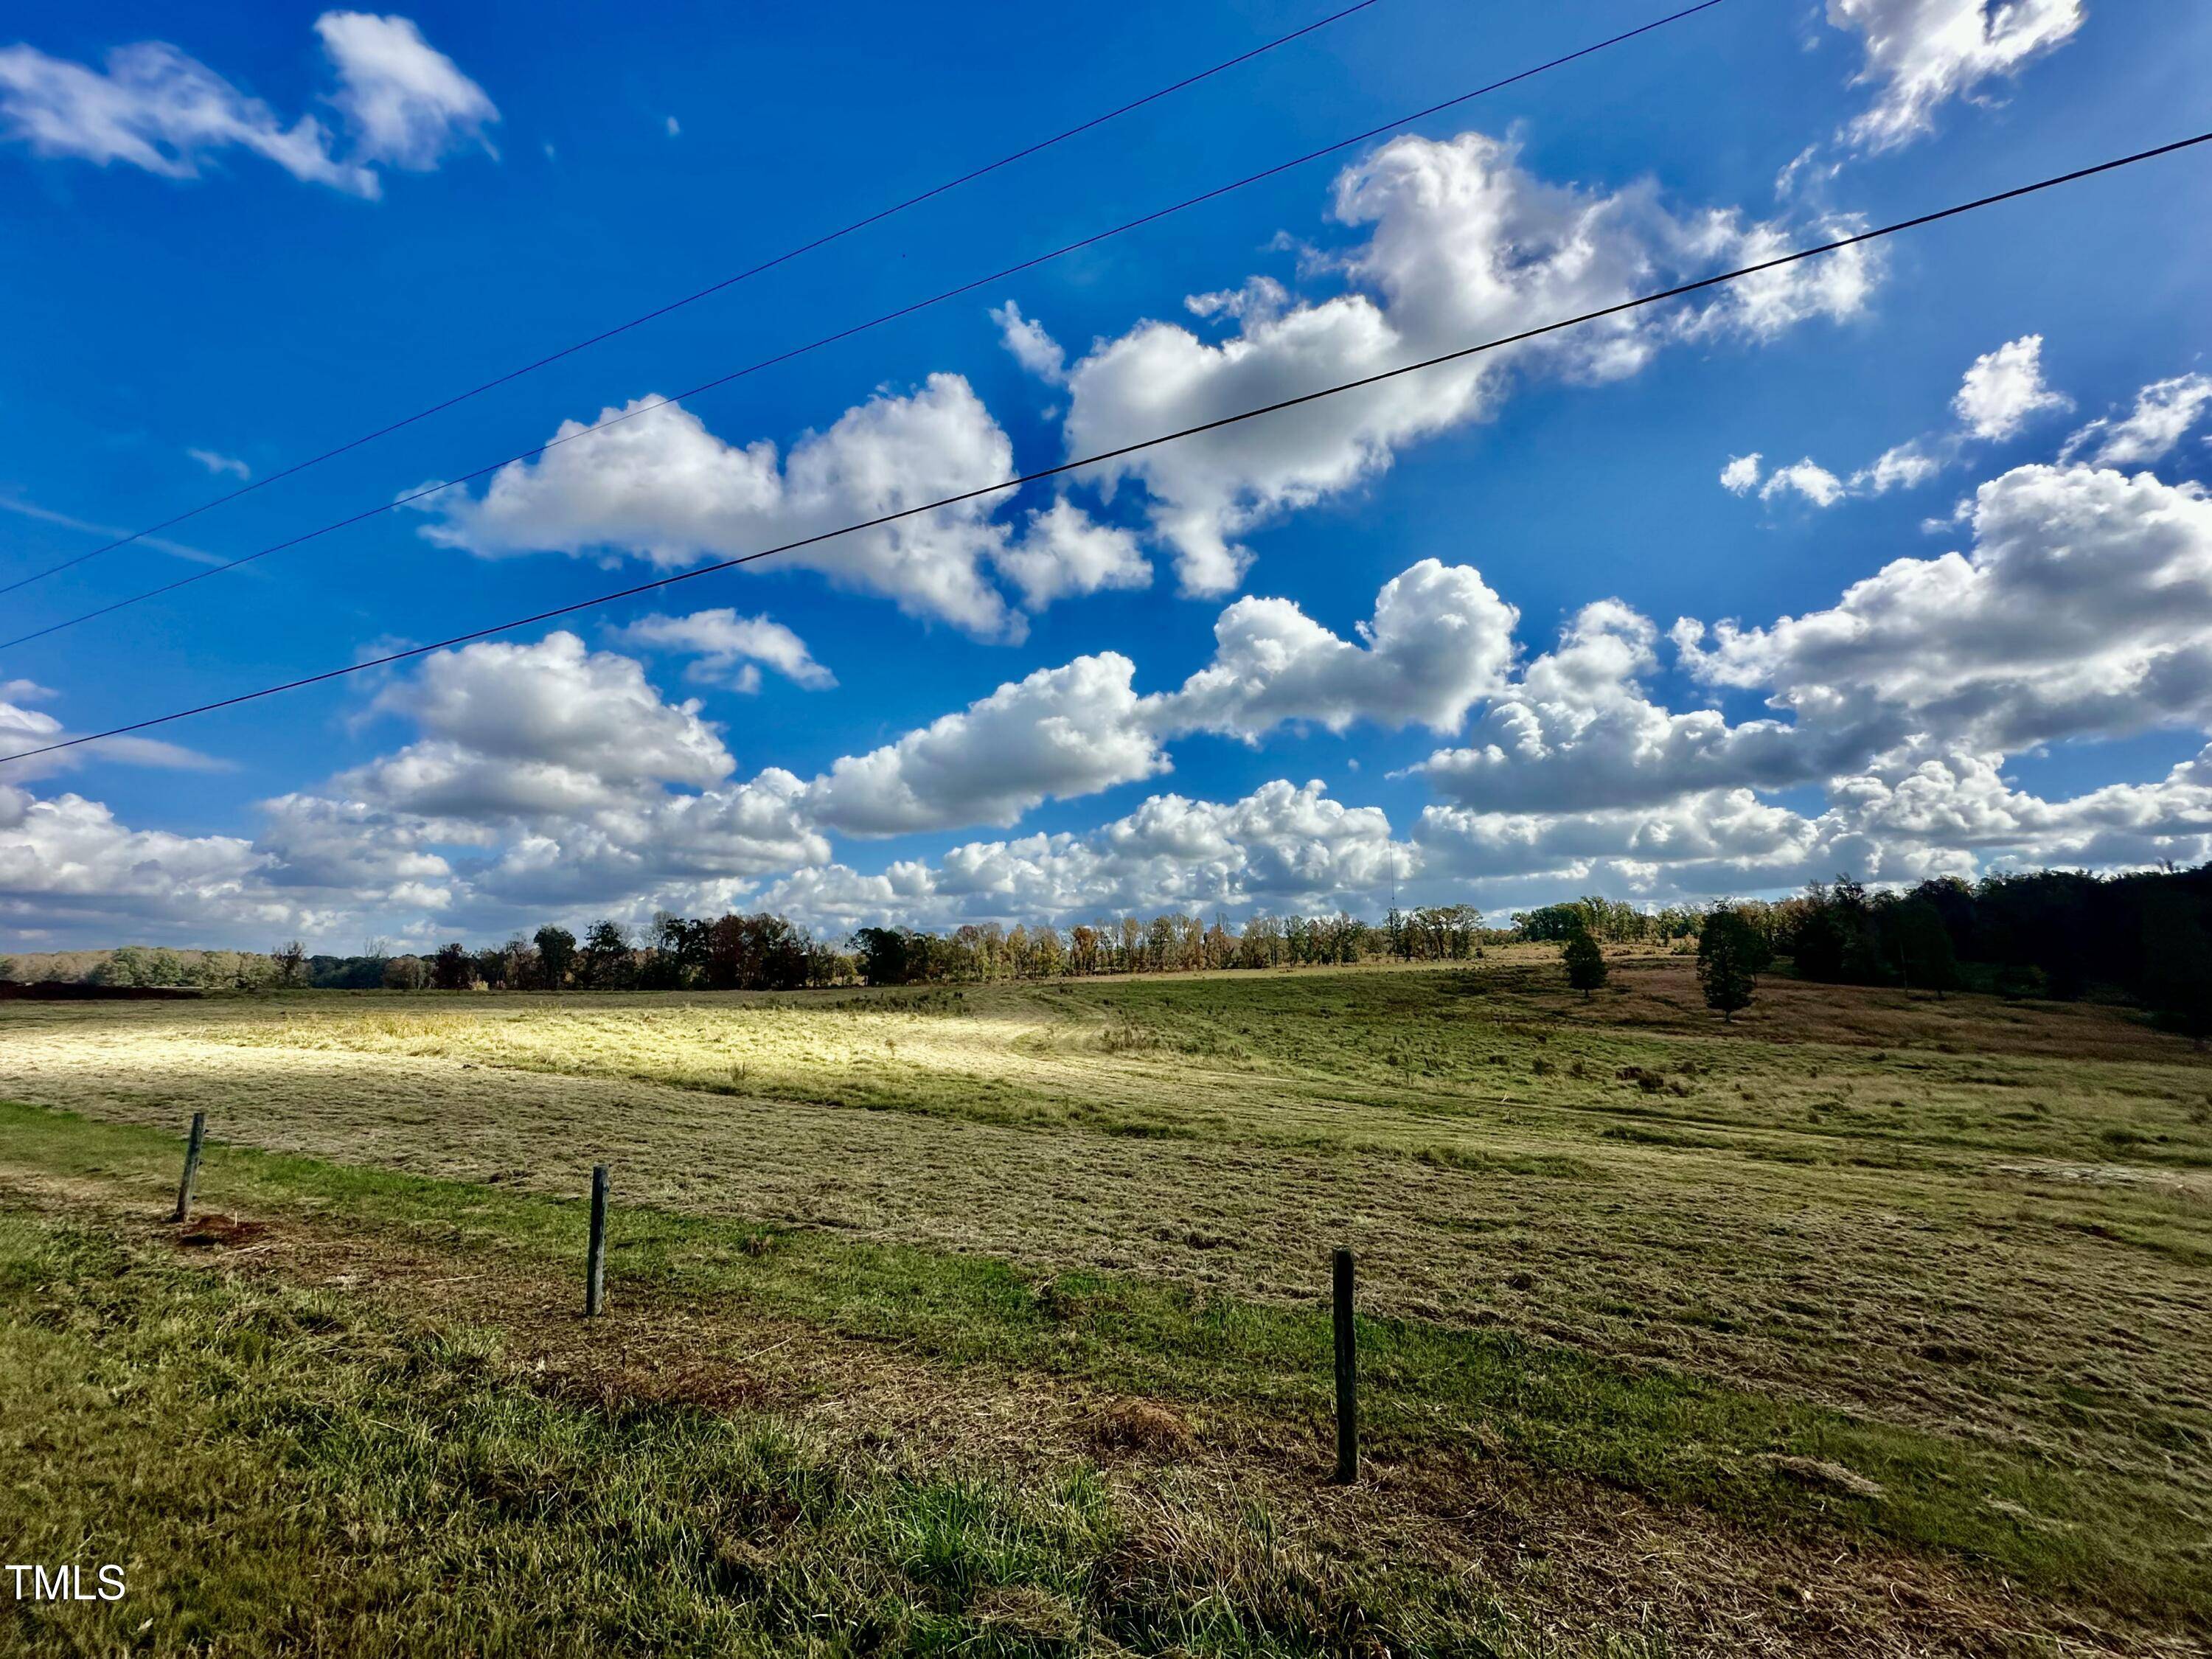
1951, 334, 2070, 441
1042, 128, 1876, 594
616, 610, 835, 693
804, 654, 1167, 836
2062, 374, 2212, 469
1828, 0, 2084, 153
425, 378, 1143, 640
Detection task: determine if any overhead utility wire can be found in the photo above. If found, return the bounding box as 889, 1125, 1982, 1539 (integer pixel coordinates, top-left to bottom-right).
1, 0, 1726, 651
0, 0, 1383, 597
7, 130, 2202, 771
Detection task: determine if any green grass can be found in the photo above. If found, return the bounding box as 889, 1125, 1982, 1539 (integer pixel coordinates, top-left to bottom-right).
6, 959, 2212, 1648
1, 1214, 1560, 1658
4, 1098, 2206, 1631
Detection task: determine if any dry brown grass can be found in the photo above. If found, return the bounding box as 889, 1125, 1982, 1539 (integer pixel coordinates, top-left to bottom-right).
1, 1160, 2168, 1658
2, 955, 2208, 1597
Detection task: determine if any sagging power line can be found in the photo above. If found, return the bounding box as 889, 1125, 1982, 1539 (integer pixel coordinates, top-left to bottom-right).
4, 128, 2202, 771
0, 0, 1385, 599
0, 0, 1726, 653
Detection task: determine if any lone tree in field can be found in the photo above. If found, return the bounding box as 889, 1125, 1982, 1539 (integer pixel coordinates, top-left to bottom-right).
1697, 907, 1768, 1021
534, 925, 577, 992
1562, 928, 1607, 999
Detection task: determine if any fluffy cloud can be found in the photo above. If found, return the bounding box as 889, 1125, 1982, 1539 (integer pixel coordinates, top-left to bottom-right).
1852, 442, 1944, 495
356, 633, 734, 819
1420, 788, 1828, 883
0, 783, 321, 942
991, 301, 1066, 385
1721, 335, 2067, 510
462, 770, 827, 914
1832, 748, 2212, 864
803, 654, 1166, 835
0, 12, 494, 198
265, 632, 826, 931
1411, 601, 1853, 815
425, 377, 1145, 639
1041, 129, 1875, 593
1150, 558, 1517, 738
1413, 787, 1977, 904
1683, 464, 2212, 757
2062, 375, 2212, 469
800, 557, 1523, 840
1412, 745, 2212, 898
990, 498, 1149, 609
762, 779, 1408, 930
1951, 334, 2069, 441
1762, 459, 1848, 507
1829, 0, 2085, 153
1419, 458, 2212, 837
616, 610, 835, 693
313, 12, 498, 170
1719, 453, 1764, 494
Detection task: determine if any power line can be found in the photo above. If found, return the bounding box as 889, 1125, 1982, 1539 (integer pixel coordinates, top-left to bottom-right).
1, 0, 1727, 653
0, 0, 1383, 600
5, 130, 2203, 771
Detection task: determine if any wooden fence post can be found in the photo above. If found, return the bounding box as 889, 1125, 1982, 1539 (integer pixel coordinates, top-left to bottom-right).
585, 1164, 609, 1317
170, 1111, 206, 1224
1332, 1245, 1357, 1484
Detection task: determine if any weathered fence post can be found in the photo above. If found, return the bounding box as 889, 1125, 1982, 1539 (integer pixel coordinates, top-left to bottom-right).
170, 1110, 206, 1224
1332, 1245, 1357, 1484
585, 1164, 609, 1317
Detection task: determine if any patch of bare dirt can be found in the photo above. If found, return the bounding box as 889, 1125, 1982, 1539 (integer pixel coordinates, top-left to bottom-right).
176, 1213, 272, 1249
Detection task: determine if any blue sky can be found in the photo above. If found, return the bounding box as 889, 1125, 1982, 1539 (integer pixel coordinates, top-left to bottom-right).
1, 0, 2209, 950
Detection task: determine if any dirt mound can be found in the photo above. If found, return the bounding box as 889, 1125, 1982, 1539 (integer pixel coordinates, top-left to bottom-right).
177, 1214, 271, 1249
1088, 1397, 1194, 1455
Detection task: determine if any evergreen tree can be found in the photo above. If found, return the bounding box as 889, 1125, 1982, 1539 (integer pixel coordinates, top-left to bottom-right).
2143, 904, 2212, 1043
1888, 897, 1960, 996
1790, 904, 1848, 981
1697, 907, 1767, 1022
1562, 928, 1607, 999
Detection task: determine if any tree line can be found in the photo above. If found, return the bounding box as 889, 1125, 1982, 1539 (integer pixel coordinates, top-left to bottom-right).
369, 904, 1501, 992
3, 904, 1500, 994
10, 866, 2208, 1029
1760, 869, 2212, 1034
1543, 866, 2212, 1033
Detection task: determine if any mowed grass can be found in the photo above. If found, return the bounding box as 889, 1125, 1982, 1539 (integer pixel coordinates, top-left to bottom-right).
1, 1102, 2205, 1640
2, 954, 2211, 1641
1, 1212, 1559, 1658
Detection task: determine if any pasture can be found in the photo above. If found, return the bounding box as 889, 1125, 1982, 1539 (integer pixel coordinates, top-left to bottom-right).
2, 950, 2208, 1655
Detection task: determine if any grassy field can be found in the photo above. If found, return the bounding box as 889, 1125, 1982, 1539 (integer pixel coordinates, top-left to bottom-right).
2, 949, 2208, 1655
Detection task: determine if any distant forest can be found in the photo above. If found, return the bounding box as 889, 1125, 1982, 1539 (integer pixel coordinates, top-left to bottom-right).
6, 866, 2208, 1032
